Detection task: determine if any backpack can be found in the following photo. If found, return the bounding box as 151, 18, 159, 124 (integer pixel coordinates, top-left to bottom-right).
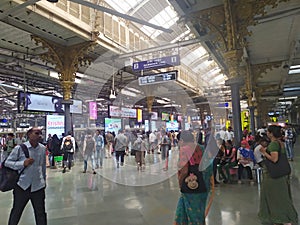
163, 136, 171, 150
287, 129, 293, 139
85, 137, 95, 152
63, 138, 73, 152
132, 139, 142, 151
0, 144, 29, 192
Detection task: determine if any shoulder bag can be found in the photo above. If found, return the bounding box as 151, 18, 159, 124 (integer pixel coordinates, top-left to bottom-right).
264, 141, 291, 179
180, 159, 207, 193
0, 144, 29, 192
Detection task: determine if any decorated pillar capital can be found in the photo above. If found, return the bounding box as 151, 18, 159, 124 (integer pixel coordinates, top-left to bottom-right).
223, 49, 243, 79
146, 96, 155, 113
32, 36, 96, 100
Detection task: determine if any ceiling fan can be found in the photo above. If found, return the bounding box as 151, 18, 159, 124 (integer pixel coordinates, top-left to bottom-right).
4, 0, 173, 33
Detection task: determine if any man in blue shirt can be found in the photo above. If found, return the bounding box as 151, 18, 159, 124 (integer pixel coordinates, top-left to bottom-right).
94, 129, 104, 169
5, 127, 47, 225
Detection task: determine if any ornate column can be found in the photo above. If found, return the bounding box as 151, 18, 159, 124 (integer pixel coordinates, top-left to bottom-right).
32, 36, 96, 133
146, 95, 155, 132
225, 76, 243, 147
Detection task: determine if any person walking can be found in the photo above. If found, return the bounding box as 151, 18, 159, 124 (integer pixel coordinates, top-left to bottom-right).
49, 134, 61, 168
82, 130, 96, 174
114, 129, 128, 168
105, 131, 114, 158
94, 129, 105, 169
5, 127, 47, 225
132, 134, 143, 170
60, 132, 76, 173
161, 131, 171, 171
258, 125, 298, 225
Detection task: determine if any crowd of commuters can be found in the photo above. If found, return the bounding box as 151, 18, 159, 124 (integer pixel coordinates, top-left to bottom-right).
0, 123, 298, 225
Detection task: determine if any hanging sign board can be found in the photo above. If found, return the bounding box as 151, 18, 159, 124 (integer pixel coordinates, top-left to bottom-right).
138, 71, 177, 86
132, 55, 180, 71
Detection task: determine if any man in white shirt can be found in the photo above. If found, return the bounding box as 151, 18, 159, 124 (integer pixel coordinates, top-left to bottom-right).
226, 126, 234, 142
5, 127, 47, 225
149, 131, 157, 154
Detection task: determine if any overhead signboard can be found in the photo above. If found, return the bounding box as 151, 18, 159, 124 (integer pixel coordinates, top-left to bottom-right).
132, 55, 180, 71
109, 106, 137, 118
138, 71, 177, 86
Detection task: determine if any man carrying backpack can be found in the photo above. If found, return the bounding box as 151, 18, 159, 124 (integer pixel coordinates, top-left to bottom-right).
83, 130, 96, 174
60, 131, 76, 173
5, 127, 47, 225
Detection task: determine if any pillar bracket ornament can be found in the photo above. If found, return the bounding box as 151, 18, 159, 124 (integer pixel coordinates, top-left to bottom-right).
32, 35, 96, 100
252, 61, 282, 84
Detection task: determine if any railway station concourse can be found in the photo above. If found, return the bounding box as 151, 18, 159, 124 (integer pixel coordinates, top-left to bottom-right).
0, 0, 300, 224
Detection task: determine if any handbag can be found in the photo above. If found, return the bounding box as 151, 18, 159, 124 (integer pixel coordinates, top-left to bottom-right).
180, 160, 207, 193
264, 141, 291, 179
0, 144, 29, 192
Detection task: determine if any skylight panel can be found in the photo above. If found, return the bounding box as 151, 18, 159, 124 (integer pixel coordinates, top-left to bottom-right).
171, 29, 191, 43
105, 0, 140, 14
140, 5, 179, 38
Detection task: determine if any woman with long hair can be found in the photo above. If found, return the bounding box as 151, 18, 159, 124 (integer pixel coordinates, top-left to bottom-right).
258, 125, 298, 225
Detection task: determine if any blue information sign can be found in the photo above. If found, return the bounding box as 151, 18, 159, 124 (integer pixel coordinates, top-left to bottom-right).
138, 71, 177, 86
132, 55, 180, 71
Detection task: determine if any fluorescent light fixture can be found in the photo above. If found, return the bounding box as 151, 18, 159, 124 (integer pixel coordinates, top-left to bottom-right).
0, 83, 23, 90
288, 69, 300, 75
76, 72, 87, 78
279, 96, 297, 100
49, 71, 81, 83
283, 87, 300, 92
290, 65, 300, 69
120, 89, 136, 97
156, 99, 169, 104
49, 71, 59, 79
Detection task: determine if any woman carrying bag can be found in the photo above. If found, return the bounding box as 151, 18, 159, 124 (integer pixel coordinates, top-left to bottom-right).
174, 130, 214, 225
258, 125, 298, 225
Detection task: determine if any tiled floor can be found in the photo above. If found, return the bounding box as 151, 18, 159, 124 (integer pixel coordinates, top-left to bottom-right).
0, 145, 299, 225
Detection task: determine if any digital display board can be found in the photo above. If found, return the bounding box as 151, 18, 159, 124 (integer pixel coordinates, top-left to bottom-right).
105, 118, 122, 134
138, 71, 177, 86
162, 112, 169, 121
18, 91, 82, 114
166, 121, 179, 131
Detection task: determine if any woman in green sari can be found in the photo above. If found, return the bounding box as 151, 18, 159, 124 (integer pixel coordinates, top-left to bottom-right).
174, 130, 214, 225
258, 125, 298, 225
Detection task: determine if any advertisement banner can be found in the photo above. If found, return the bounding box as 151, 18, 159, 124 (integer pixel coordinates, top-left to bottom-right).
46, 115, 65, 138
89, 102, 97, 120
137, 109, 142, 122
105, 118, 122, 134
